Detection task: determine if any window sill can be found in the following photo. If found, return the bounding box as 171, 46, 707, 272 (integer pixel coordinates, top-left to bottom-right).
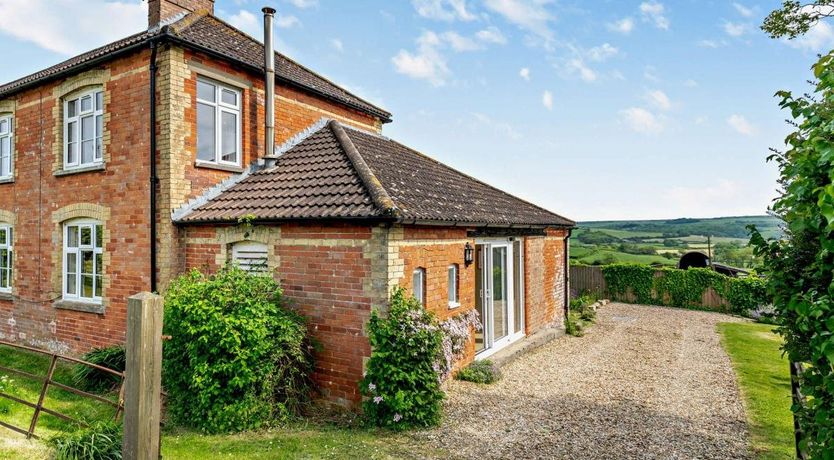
55, 163, 105, 177
0, 177, 13, 185
195, 160, 244, 173
0, 292, 12, 301
448, 301, 461, 309
54, 299, 105, 314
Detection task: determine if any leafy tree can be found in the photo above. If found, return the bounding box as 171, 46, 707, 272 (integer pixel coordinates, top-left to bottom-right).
763, 1, 834, 39
749, 51, 834, 457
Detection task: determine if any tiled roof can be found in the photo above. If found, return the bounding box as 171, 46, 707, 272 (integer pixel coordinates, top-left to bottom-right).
176, 120, 575, 228
0, 13, 391, 123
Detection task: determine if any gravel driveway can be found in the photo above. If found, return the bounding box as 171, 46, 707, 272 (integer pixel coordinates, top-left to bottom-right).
412, 302, 751, 459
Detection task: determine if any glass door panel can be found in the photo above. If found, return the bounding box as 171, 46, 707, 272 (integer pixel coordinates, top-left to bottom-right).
474, 244, 486, 352
492, 246, 509, 342
513, 240, 524, 334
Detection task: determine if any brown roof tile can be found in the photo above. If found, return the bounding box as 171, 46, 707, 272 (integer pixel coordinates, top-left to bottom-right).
0, 13, 391, 123
177, 120, 575, 228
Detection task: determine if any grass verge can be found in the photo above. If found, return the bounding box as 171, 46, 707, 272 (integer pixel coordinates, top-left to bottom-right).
0, 345, 437, 459
718, 322, 794, 460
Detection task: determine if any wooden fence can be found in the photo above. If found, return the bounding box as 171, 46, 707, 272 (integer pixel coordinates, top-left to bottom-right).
570, 265, 730, 311
0, 340, 124, 439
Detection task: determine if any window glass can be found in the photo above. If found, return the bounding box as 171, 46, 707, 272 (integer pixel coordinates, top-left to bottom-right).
221, 89, 237, 106
196, 78, 241, 165
448, 264, 458, 306
0, 120, 6, 134
197, 103, 216, 161
64, 89, 104, 169
0, 225, 11, 292
197, 80, 216, 102
221, 111, 237, 163
412, 268, 425, 306
64, 222, 103, 302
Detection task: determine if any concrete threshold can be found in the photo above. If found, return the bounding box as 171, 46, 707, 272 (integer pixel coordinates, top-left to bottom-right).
489, 326, 564, 369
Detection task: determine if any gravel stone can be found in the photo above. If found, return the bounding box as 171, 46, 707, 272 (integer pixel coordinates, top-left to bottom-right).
409, 303, 751, 459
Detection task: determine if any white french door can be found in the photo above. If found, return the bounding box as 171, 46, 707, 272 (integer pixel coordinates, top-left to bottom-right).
475, 238, 525, 358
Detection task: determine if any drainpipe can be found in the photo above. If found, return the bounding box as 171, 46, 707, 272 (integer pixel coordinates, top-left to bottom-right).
149, 40, 159, 293
564, 228, 572, 320
262, 7, 276, 162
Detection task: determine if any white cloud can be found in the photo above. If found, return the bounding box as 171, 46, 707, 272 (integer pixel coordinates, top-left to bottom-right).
0, 0, 146, 55
484, 0, 554, 42
640, 1, 669, 30
412, 0, 476, 21
542, 90, 553, 111
608, 17, 634, 34
476, 26, 507, 44
473, 113, 522, 139
228, 10, 259, 35
643, 65, 660, 82
442, 31, 481, 51
646, 89, 671, 110
667, 179, 745, 217
727, 114, 756, 136
277, 15, 301, 28
683, 79, 698, 87
331, 38, 343, 52
567, 58, 597, 82
733, 3, 754, 18
695, 115, 708, 125
286, 0, 318, 8
723, 21, 747, 37
788, 21, 834, 51
392, 31, 450, 86
620, 107, 664, 134
519, 67, 530, 81
587, 43, 618, 61
697, 39, 726, 48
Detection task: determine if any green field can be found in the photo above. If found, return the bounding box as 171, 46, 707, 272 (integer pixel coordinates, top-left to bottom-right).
571, 215, 779, 267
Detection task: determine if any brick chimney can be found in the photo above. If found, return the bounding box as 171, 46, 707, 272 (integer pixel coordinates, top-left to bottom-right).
148, 0, 214, 27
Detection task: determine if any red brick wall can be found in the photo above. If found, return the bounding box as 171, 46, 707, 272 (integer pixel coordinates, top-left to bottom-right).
0, 42, 384, 354
395, 226, 479, 367
525, 229, 569, 333
0, 49, 152, 353
180, 222, 375, 407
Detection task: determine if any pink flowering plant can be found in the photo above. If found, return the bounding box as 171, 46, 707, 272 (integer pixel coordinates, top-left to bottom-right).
361, 288, 444, 430
438, 309, 482, 381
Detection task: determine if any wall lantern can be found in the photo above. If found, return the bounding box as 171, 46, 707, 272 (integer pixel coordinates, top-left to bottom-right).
464, 242, 474, 267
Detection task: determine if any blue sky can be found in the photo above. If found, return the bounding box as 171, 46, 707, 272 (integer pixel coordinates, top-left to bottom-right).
0, 0, 827, 221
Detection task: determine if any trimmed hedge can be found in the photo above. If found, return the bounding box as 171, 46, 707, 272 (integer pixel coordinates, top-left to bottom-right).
598, 264, 768, 314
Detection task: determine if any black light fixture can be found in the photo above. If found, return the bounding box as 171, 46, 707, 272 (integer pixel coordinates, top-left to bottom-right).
464, 242, 474, 266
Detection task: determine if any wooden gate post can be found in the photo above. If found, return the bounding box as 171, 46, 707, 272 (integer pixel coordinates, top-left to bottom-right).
123, 292, 163, 460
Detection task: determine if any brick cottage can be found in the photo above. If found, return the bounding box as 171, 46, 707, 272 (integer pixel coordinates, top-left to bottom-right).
0, 0, 574, 406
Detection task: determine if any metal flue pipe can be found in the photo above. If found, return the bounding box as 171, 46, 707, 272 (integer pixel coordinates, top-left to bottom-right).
263, 6, 276, 160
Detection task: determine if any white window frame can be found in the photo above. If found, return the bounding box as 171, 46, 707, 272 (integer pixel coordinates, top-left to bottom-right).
196, 77, 242, 167
62, 220, 104, 304
0, 115, 13, 180
232, 241, 269, 274
412, 268, 426, 306
447, 264, 460, 309
63, 88, 104, 170
0, 224, 12, 293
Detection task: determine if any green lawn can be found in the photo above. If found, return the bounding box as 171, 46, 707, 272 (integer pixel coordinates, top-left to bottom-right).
0, 346, 433, 459
718, 322, 794, 460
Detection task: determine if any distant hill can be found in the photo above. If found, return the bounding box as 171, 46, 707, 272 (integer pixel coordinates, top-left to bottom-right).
579, 215, 781, 240
570, 215, 781, 267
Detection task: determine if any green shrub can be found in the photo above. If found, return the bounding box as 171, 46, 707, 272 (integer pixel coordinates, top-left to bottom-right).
600, 263, 769, 315
361, 288, 444, 430
455, 360, 501, 384
49, 422, 122, 460
565, 311, 586, 337
74, 346, 125, 394
163, 267, 314, 433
